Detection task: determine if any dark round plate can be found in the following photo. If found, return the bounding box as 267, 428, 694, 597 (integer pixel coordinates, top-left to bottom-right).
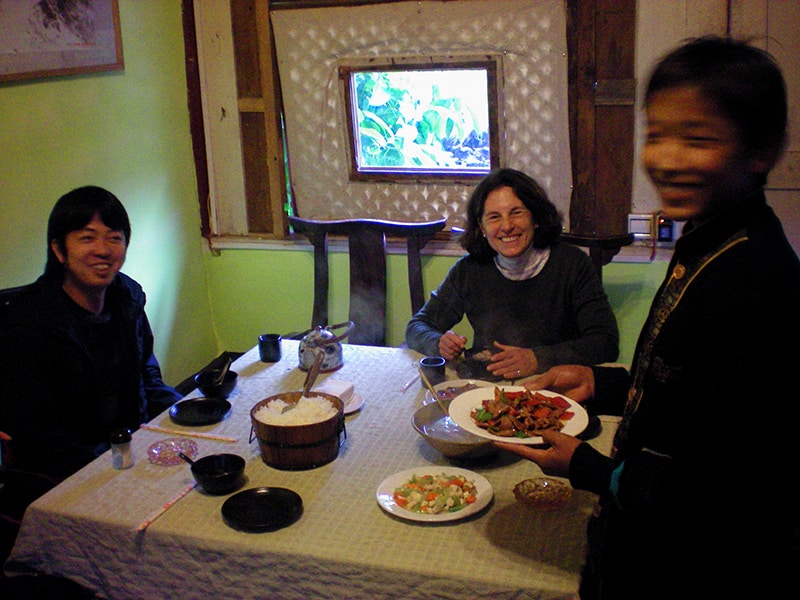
221, 487, 303, 532
169, 398, 232, 426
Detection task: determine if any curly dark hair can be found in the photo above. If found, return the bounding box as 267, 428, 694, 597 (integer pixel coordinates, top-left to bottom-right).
459, 168, 562, 259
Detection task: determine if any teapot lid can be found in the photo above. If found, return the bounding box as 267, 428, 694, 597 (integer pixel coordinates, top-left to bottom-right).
305, 326, 333, 341
300, 321, 354, 345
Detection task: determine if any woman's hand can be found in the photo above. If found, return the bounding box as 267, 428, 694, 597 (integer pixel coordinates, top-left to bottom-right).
438, 330, 467, 360
494, 430, 581, 477
486, 342, 538, 379
524, 364, 595, 404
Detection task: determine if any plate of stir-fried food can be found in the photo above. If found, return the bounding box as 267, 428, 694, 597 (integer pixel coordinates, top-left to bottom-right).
448, 386, 589, 445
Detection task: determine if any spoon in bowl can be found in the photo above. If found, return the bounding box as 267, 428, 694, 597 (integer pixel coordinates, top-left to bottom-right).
212, 356, 233, 386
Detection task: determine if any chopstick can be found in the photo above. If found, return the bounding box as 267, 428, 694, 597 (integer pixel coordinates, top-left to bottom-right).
140, 424, 237, 443
133, 482, 196, 532
400, 373, 420, 392
418, 367, 449, 416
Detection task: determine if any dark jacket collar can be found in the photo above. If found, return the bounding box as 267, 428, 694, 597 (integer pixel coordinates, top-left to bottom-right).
33, 271, 145, 327
674, 190, 768, 258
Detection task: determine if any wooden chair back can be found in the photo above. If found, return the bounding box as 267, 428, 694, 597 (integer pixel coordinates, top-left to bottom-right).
288, 216, 447, 346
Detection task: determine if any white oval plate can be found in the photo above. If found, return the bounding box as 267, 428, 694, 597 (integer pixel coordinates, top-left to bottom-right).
376, 467, 493, 523
422, 379, 495, 406
344, 393, 364, 414
448, 386, 588, 445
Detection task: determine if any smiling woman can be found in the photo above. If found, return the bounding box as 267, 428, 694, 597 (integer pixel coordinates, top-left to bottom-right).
479, 187, 536, 259
405, 168, 620, 378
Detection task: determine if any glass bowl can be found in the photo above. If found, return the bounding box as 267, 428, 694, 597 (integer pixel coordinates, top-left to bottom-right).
513, 476, 572, 510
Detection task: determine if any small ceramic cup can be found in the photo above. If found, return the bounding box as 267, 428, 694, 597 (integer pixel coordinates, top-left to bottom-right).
419, 355, 446, 387
258, 334, 282, 362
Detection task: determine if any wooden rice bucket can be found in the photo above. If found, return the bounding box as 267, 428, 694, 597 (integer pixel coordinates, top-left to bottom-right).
250, 392, 345, 470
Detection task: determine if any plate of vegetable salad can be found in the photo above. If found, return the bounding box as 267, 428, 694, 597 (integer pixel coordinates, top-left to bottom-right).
376, 467, 493, 522
448, 386, 588, 445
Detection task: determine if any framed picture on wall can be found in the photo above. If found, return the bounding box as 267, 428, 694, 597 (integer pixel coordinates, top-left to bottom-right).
0, 0, 123, 84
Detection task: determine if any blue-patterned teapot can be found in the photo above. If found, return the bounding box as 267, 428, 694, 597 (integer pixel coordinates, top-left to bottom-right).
298, 321, 353, 372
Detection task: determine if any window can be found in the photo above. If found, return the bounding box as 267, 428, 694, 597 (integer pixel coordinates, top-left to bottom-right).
187, 0, 638, 249
339, 55, 504, 183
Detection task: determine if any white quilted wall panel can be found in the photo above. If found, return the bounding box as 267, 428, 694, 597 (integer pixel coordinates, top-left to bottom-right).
272, 0, 571, 230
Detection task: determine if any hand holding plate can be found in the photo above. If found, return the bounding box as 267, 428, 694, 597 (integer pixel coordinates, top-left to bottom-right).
495, 430, 580, 477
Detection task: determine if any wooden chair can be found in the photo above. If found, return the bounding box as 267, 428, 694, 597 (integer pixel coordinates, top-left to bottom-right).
288, 216, 447, 346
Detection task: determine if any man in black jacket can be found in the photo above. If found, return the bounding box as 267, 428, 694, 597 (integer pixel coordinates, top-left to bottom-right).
0, 186, 181, 482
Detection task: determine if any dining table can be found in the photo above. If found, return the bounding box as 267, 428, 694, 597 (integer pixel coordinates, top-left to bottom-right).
3, 340, 619, 600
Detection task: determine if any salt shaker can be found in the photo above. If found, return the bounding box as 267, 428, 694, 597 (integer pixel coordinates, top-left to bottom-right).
110, 428, 134, 469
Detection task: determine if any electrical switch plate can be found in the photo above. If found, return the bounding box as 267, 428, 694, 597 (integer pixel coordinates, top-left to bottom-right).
628, 213, 656, 240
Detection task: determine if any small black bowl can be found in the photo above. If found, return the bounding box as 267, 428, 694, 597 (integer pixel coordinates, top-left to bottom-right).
190, 453, 246, 495
194, 370, 238, 399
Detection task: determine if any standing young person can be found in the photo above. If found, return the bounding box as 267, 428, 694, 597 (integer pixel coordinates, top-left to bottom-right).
497, 37, 800, 599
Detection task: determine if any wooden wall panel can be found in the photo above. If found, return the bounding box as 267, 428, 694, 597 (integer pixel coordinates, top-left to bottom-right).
568, 0, 635, 239
241, 112, 273, 232
230, 0, 287, 236
596, 105, 634, 229
232, 0, 263, 98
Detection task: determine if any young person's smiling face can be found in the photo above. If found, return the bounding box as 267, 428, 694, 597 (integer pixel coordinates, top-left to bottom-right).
51, 213, 127, 300
642, 86, 769, 224
479, 186, 535, 258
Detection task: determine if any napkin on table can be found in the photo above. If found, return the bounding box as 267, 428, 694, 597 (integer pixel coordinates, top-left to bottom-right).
315, 379, 354, 403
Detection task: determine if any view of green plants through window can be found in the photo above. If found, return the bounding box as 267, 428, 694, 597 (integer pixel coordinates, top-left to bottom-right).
352, 69, 491, 174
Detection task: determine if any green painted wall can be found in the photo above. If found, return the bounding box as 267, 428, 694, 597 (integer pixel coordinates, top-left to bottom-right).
206, 247, 666, 367
0, 1, 216, 386
202, 248, 466, 353
1, 0, 665, 390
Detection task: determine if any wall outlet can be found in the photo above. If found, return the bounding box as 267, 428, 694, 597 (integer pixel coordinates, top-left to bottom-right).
628, 213, 656, 241
628, 213, 681, 247
656, 215, 682, 247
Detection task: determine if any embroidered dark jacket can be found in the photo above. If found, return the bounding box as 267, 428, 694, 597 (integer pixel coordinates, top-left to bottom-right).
570, 192, 800, 599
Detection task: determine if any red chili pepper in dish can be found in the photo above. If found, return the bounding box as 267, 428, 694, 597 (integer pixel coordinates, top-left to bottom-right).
531, 406, 552, 420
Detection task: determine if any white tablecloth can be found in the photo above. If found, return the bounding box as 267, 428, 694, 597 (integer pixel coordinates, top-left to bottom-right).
4, 341, 618, 599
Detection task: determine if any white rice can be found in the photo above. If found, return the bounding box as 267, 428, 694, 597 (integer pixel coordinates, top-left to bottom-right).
254, 395, 337, 425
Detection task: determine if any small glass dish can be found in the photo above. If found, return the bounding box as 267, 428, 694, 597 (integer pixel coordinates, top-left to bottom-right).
147, 438, 199, 466
513, 476, 572, 510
